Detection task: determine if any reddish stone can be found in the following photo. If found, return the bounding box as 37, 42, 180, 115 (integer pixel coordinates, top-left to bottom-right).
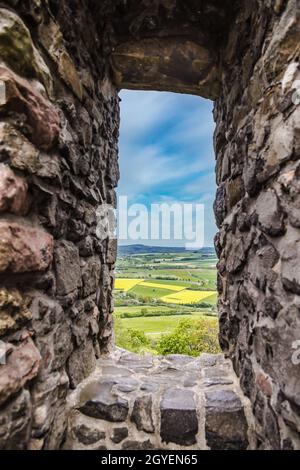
0, 338, 41, 406
0, 163, 29, 215
0, 221, 54, 273
0, 66, 60, 150
256, 372, 273, 397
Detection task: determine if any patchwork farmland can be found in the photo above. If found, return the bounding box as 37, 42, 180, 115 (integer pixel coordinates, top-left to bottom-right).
114, 246, 218, 348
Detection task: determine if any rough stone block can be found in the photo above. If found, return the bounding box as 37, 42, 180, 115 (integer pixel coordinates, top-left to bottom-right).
256, 189, 285, 236
0, 66, 59, 150
54, 240, 81, 297
0, 390, 32, 450
81, 256, 101, 298
38, 18, 82, 100
205, 389, 248, 450
131, 395, 155, 433
73, 424, 105, 445
121, 439, 154, 450
0, 122, 40, 173
79, 380, 129, 422
160, 388, 198, 446
0, 221, 53, 273
67, 340, 97, 389
281, 241, 300, 295
0, 163, 29, 215
0, 339, 41, 407
111, 427, 128, 444
0, 8, 52, 93
0, 288, 32, 336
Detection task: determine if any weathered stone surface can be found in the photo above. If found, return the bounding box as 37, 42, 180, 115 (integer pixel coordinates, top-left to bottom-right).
131, 395, 154, 433
160, 388, 198, 446
0, 66, 59, 150
226, 233, 252, 274
111, 38, 219, 99
0, 0, 299, 452
256, 190, 285, 236
38, 18, 82, 100
111, 427, 128, 444
114, 377, 139, 393
0, 288, 31, 336
58, 52, 83, 101
0, 8, 52, 93
66, 350, 250, 450
214, 184, 226, 228
0, 390, 32, 450
122, 439, 154, 450
79, 381, 129, 422
281, 241, 300, 295
54, 241, 81, 297
73, 424, 105, 445
0, 123, 40, 173
81, 257, 101, 298
249, 243, 279, 291
226, 176, 245, 210
0, 163, 29, 215
0, 339, 41, 406
0, 221, 53, 273
67, 340, 97, 389
205, 390, 248, 450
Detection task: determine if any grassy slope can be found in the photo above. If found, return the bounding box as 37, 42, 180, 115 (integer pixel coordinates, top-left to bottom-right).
130, 284, 176, 299
121, 312, 213, 339
114, 251, 218, 344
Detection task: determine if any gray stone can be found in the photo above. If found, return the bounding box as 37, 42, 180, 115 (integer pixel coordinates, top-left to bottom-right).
102, 366, 132, 377
131, 395, 155, 433
73, 424, 105, 445
205, 390, 248, 450
113, 377, 139, 393
122, 439, 154, 450
140, 382, 159, 393
81, 256, 101, 298
54, 240, 81, 296
164, 354, 196, 366
111, 427, 128, 444
203, 378, 234, 387
214, 184, 226, 228
67, 340, 97, 389
256, 190, 285, 236
282, 241, 300, 295
160, 389, 198, 446
0, 390, 31, 450
198, 353, 223, 368
79, 381, 129, 422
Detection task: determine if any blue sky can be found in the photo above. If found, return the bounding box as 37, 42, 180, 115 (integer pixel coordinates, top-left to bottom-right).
117, 90, 217, 248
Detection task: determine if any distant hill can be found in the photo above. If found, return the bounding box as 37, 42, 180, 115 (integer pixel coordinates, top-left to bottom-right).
118, 244, 216, 256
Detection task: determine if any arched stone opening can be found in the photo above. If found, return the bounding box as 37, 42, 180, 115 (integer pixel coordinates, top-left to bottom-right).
0, 0, 299, 450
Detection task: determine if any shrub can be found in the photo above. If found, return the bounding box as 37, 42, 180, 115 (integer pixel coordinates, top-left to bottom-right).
157, 317, 220, 356
114, 317, 154, 354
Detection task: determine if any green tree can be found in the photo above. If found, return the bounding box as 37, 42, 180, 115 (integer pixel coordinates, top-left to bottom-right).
114, 317, 155, 354
157, 317, 220, 356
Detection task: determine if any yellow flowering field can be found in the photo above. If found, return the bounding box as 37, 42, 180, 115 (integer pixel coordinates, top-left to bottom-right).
139, 281, 185, 292
115, 278, 144, 291
161, 290, 216, 304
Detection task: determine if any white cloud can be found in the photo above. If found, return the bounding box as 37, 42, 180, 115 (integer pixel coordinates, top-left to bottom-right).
118, 90, 217, 246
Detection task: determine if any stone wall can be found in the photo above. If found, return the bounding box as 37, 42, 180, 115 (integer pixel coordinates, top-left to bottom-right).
0, 0, 299, 451
214, 0, 300, 450
64, 351, 252, 451
0, 1, 119, 449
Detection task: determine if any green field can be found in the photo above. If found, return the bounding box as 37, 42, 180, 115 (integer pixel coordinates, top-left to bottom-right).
114, 247, 218, 349
129, 284, 176, 299
120, 313, 207, 339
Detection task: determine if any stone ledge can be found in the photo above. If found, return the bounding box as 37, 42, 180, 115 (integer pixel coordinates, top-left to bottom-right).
64, 350, 251, 450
